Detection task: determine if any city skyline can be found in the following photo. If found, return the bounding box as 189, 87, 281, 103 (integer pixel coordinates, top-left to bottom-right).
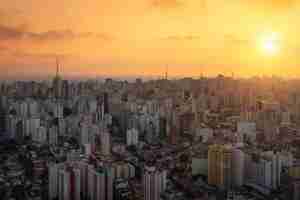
1, 2, 300, 199
1, 0, 300, 79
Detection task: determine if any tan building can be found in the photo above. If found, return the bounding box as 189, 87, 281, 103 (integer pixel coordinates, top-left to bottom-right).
208, 144, 233, 189
289, 165, 300, 179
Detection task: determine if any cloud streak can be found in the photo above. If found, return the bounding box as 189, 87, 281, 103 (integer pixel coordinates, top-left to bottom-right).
162, 35, 201, 41
162, 34, 249, 46
151, 0, 183, 9
224, 34, 250, 46
11, 51, 72, 59
0, 24, 114, 42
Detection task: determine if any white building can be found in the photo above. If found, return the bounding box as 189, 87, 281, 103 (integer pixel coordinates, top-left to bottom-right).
49, 163, 61, 200
28, 100, 39, 117
53, 102, 64, 118
195, 128, 213, 142
232, 148, 245, 187
29, 118, 40, 139
49, 126, 58, 145
262, 151, 282, 189
126, 128, 139, 146
58, 170, 70, 200
19, 102, 28, 117
80, 123, 90, 145
73, 168, 81, 200
255, 159, 272, 188
6, 115, 19, 139
237, 121, 256, 142
88, 99, 98, 113
33, 126, 47, 143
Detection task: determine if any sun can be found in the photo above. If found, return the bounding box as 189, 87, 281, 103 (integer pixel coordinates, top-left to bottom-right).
259, 32, 280, 56
262, 39, 278, 55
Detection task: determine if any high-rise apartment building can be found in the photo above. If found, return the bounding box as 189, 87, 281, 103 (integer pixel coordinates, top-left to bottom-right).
49, 163, 82, 200
101, 130, 111, 156
208, 144, 234, 189
143, 166, 167, 200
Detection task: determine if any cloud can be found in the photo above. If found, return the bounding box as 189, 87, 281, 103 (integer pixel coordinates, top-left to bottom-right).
11, 51, 72, 59
0, 44, 71, 61
162, 34, 247, 44
224, 34, 249, 46
161, 34, 251, 50
0, 24, 114, 42
0, 23, 115, 61
151, 0, 183, 9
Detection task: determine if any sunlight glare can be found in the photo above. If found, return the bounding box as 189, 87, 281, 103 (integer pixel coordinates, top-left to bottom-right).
259, 32, 280, 56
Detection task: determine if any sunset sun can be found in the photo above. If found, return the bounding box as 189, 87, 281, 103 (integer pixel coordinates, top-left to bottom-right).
262, 39, 278, 55
259, 32, 280, 56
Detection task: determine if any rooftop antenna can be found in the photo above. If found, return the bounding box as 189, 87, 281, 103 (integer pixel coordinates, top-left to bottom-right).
165, 65, 169, 80
56, 57, 60, 78
199, 64, 204, 79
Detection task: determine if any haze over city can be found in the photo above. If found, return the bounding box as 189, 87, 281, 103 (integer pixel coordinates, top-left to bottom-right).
1, 0, 300, 79
1, 1, 300, 200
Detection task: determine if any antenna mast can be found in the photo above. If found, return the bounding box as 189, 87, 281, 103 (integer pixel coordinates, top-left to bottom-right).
165, 65, 168, 80
56, 57, 60, 77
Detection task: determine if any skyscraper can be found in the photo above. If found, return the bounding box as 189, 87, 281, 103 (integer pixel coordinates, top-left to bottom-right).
85, 164, 115, 200
103, 92, 109, 114
101, 130, 111, 156
143, 166, 167, 200
106, 165, 115, 200
62, 80, 69, 100
95, 170, 106, 200
126, 128, 139, 146
49, 163, 82, 200
208, 144, 233, 189
53, 58, 62, 99
58, 170, 71, 200
88, 165, 96, 200
232, 148, 245, 187
49, 163, 60, 200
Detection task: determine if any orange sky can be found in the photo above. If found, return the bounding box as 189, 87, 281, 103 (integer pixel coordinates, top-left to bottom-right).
1, 0, 300, 79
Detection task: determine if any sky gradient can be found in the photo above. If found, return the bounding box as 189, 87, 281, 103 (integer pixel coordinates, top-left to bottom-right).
1, 0, 300, 79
